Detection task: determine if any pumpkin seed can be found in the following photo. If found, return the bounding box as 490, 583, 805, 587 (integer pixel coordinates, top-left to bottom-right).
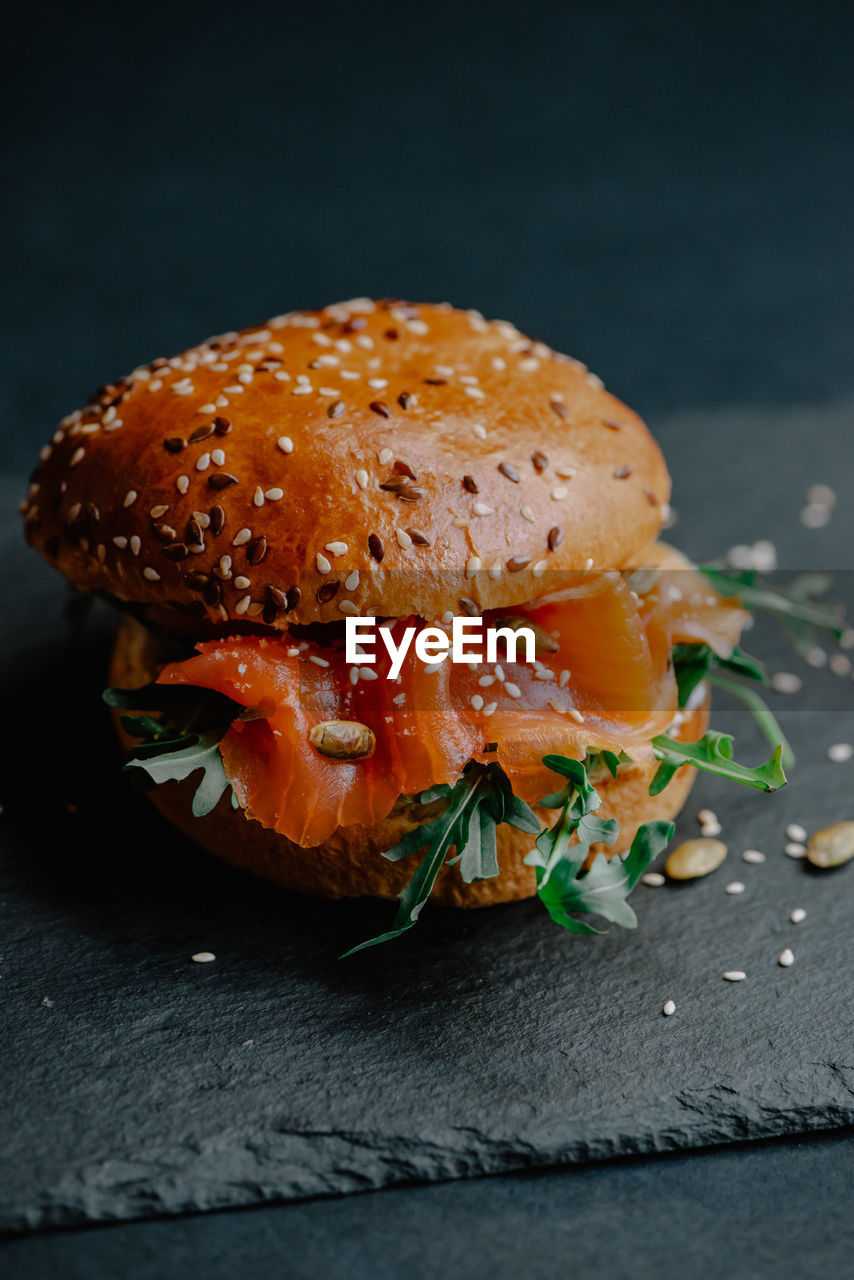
806, 821, 854, 868
309, 719, 376, 760
665, 838, 727, 880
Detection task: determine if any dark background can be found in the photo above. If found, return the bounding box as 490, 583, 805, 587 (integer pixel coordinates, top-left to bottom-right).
4, 1, 854, 1276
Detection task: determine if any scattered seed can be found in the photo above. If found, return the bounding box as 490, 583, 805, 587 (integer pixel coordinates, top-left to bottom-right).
642, 872, 666, 887
369, 400, 390, 417
790, 908, 806, 924
807, 821, 854, 868
723, 971, 746, 982
316, 552, 332, 574
613, 465, 632, 479
742, 849, 766, 864
368, 533, 384, 562
462, 475, 479, 493
498, 462, 520, 483
787, 823, 807, 843
827, 742, 853, 763
328, 400, 346, 419
725, 881, 746, 895
531, 451, 549, 472
317, 580, 341, 603
247, 536, 267, 565
277, 436, 294, 453
662, 1000, 676, 1017
665, 838, 727, 880
547, 526, 563, 552
191, 952, 216, 963
778, 948, 794, 967
208, 473, 238, 490
784, 843, 807, 858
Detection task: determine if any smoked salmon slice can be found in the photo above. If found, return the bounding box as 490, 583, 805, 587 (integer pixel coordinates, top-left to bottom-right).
157, 565, 741, 846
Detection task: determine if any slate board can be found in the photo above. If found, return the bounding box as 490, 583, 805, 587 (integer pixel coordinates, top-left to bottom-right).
3, 400, 854, 1234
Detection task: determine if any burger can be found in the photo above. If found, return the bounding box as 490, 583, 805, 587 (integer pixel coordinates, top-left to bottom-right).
24, 299, 833, 953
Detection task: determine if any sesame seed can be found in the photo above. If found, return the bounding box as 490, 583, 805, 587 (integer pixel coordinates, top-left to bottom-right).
478, 675, 495, 687
218, 555, 232, 578
234, 576, 250, 589
191, 952, 216, 963
521, 505, 536, 523
504, 682, 522, 699
662, 1000, 676, 1017
551, 486, 569, 501
790, 908, 806, 924
70, 447, 85, 466
725, 881, 746, 895
345, 570, 360, 591
583, 557, 594, 571
771, 671, 802, 694
339, 600, 358, 615
208, 473, 238, 490
558, 670, 571, 687
778, 949, 794, 967
235, 595, 251, 615
232, 529, 252, 546
472, 423, 488, 440
378, 448, 394, 465
464, 385, 485, 399
642, 872, 666, 887
498, 462, 520, 483
787, 823, 807, 843
196, 453, 211, 472
277, 436, 294, 453
129, 535, 141, 556
470, 694, 484, 711
123, 490, 138, 508
326, 541, 349, 556
396, 529, 413, 549
113, 536, 128, 550
723, 971, 746, 982
473, 502, 494, 516
488, 563, 503, 580
253, 486, 265, 507
466, 556, 482, 577
211, 449, 226, 466
548, 699, 568, 714
482, 702, 498, 716
568, 708, 585, 724
143, 567, 161, 581
265, 488, 284, 501
742, 849, 766, 864
309, 655, 330, 668
200, 403, 217, 414
370, 400, 391, 417
355, 469, 369, 489
827, 742, 853, 762
368, 533, 384, 562
785, 842, 807, 858
316, 552, 332, 573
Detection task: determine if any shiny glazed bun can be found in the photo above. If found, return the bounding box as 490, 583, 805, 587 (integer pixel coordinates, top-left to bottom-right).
23, 299, 670, 626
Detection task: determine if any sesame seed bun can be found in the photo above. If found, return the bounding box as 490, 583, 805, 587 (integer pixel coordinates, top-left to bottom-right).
23, 299, 670, 627
108, 616, 705, 906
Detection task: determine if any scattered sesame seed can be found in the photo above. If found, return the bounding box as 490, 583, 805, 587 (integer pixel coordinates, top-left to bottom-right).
470, 694, 484, 711
742, 849, 766, 864
143, 567, 161, 581
568, 707, 585, 724
316, 552, 332, 573
211, 449, 226, 466
725, 881, 746, 895
396, 528, 413, 549
464, 385, 485, 399
191, 952, 216, 963
112, 536, 128, 550
642, 872, 666, 887
265, 487, 284, 501
482, 702, 498, 716
345, 570, 360, 591
787, 823, 807, 843
309, 655, 330, 668
473, 502, 494, 516
196, 453, 211, 472
234, 576, 250, 589
123, 490, 138, 508
778, 948, 794, 967
520, 506, 536, 523
504, 682, 522, 699
129, 535, 141, 556
662, 1000, 676, 1017
378, 447, 394, 465
551, 486, 568, 500
827, 742, 854, 763
176, 475, 190, 494
770, 671, 802, 694
326, 541, 349, 556
790, 908, 806, 924
558, 670, 571, 687
339, 600, 358, 615
235, 595, 251, 615
70, 447, 85, 466
355, 469, 369, 489
723, 971, 746, 982
277, 436, 294, 453
830, 653, 852, 676
232, 529, 252, 546
784, 843, 807, 859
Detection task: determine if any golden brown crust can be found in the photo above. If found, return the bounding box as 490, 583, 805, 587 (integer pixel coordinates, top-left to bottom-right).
108, 616, 706, 907
24, 300, 670, 627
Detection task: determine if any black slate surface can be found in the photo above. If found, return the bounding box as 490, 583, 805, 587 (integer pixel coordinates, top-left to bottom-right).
3, 397, 854, 1235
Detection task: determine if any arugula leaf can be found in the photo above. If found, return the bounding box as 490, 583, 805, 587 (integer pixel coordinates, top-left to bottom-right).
649, 730, 786, 796
707, 671, 795, 769
124, 733, 231, 816
527, 819, 674, 934
671, 642, 766, 709
341, 763, 539, 956
698, 567, 845, 657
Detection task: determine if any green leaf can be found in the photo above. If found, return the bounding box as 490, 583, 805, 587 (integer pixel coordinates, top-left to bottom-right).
124, 734, 231, 816
341, 763, 539, 956
532, 818, 675, 934
671, 643, 766, 709
707, 671, 795, 769
698, 567, 845, 655
650, 730, 787, 795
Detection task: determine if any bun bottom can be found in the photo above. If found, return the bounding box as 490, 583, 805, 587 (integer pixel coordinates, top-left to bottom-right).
109, 618, 708, 908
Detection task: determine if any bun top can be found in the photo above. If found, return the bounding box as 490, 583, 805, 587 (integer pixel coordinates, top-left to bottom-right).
23, 299, 670, 627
